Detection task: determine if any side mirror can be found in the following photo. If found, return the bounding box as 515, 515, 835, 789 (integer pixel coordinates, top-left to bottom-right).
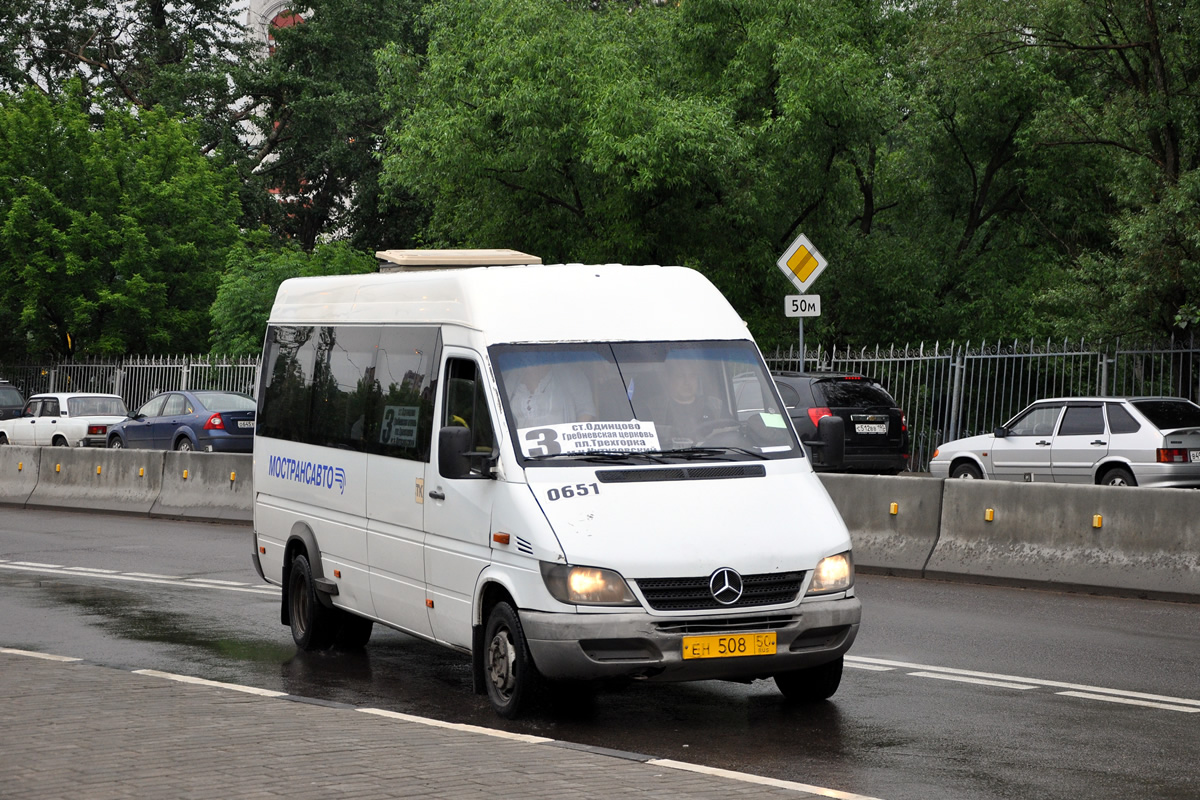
438, 426, 497, 480
993, 426, 1008, 438
803, 415, 845, 469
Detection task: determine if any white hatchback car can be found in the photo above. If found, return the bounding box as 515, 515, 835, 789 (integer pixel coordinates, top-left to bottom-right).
929, 396, 1200, 487
0, 392, 129, 448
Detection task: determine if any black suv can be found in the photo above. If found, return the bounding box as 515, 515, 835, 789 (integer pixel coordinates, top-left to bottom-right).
0, 379, 24, 421
772, 371, 908, 474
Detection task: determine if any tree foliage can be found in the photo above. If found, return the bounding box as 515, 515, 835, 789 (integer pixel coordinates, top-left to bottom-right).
0, 83, 240, 358
2, 0, 1200, 362
208, 232, 377, 356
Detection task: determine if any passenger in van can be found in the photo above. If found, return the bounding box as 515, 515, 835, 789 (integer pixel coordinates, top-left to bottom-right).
507, 361, 597, 428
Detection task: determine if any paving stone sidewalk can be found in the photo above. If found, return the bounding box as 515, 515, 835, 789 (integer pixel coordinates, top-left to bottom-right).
0, 651, 862, 800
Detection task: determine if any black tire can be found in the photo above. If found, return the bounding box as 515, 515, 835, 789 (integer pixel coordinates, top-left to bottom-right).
774, 656, 844, 703
0, 433, 7, 445
175, 437, 194, 452
483, 601, 542, 718
52, 436, 68, 447
333, 610, 374, 650
108, 436, 123, 449
1101, 466, 1137, 486
287, 553, 335, 651
950, 461, 982, 480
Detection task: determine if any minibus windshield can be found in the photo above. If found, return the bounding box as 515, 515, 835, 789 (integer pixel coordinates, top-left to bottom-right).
491, 341, 800, 463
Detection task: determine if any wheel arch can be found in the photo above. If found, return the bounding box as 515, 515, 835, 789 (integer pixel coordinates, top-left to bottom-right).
949, 455, 986, 478
1094, 459, 1136, 485
174, 428, 198, 449
281, 523, 328, 624
471, 573, 519, 695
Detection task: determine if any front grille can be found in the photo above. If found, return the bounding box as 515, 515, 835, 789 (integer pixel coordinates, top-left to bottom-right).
636, 571, 805, 611
654, 615, 800, 635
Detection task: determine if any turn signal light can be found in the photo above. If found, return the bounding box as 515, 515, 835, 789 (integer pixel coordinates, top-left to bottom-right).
1157, 448, 1188, 463
203, 414, 225, 430
807, 407, 834, 426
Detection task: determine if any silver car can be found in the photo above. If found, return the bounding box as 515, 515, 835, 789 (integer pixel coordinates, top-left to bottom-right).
929, 396, 1200, 487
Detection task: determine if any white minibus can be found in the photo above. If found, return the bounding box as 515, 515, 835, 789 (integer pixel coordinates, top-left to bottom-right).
251, 253, 860, 717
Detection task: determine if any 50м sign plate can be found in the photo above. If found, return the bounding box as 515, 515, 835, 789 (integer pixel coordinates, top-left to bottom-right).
785, 295, 821, 318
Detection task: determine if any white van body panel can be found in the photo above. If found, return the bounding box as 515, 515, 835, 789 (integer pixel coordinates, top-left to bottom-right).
524, 463, 847, 585
267, 264, 751, 343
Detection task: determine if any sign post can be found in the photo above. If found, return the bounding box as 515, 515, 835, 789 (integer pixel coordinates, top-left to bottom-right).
776, 233, 828, 367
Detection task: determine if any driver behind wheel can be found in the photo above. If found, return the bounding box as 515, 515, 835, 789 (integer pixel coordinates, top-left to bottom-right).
656, 354, 721, 447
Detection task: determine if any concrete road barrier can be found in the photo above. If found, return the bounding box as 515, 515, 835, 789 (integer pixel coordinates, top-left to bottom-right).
150, 452, 253, 523
25, 448, 164, 514
818, 473, 943, 575
0, 446, 40, 506
928, 480, 1200, 600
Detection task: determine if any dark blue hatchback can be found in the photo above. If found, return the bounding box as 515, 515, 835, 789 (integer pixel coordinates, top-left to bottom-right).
107, 390, 256, 452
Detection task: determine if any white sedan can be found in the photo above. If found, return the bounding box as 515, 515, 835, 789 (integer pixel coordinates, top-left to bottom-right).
929, 396, 1200, 487
0, 392, 129, 447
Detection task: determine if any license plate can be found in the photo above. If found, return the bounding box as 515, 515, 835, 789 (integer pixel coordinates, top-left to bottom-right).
855, 423, 887, 434
1192, 450, 1200, 463
238, 420, 254, 429
682, 631, 777, 660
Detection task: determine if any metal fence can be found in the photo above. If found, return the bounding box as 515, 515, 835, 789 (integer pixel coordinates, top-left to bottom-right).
4, 335, 1199, 471
766, 334, 1200, 470
0, 355, 260, 414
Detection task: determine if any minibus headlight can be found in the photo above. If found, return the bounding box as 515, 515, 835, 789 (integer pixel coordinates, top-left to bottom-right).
540, 563, 638, 606
808, 552, 854, 595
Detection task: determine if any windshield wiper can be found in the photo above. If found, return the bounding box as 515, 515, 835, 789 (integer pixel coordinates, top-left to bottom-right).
657, 447, 769, 461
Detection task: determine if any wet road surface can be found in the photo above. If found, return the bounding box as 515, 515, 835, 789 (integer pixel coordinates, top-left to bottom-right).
2, 508, 1198, 800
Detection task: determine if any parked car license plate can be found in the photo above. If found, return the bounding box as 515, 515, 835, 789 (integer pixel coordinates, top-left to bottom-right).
682, 632, 776, 660
238, 420, 254, 428
1192, 450, 1200, 463
855, 423, 887, 434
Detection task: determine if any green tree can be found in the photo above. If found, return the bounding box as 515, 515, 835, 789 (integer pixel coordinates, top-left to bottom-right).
946, 0, 1200, 339
0, 83, 241, 359
235, 0, 430, 252
209, 232, 377, 356
0, 0, 252, 154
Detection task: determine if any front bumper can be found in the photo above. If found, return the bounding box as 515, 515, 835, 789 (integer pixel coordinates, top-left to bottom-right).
520, 596, 861, 682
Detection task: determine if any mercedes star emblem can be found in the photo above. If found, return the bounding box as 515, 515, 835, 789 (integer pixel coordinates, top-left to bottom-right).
709, 567, 744, 605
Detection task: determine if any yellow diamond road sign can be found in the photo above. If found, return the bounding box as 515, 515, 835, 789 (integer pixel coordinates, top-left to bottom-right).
776, 233, 827, 293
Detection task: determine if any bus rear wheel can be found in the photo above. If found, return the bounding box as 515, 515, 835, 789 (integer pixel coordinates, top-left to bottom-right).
288, 553, 335, 651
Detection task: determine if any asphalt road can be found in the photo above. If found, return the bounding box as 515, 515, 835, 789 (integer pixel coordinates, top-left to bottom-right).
1, 507, 1197, 800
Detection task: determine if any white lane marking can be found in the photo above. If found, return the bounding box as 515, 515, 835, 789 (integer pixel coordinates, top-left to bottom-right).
0, 647, 82, 662
133, 669, 288, 697
9, 561, 62, 568
62, 567, 120, 574
846, 662, 894, 672
184, 578, 250, 586
849, 656, 1200, 708
126, 572, 181, 579
907, 671, 1038, 690
647, 759, 886, 800
358, 708, 554, 743
1058, 691, 1200, 714
0, 562, 278, 595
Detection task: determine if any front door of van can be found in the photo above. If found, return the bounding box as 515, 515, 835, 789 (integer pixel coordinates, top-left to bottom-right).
423, 352, 499, 650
